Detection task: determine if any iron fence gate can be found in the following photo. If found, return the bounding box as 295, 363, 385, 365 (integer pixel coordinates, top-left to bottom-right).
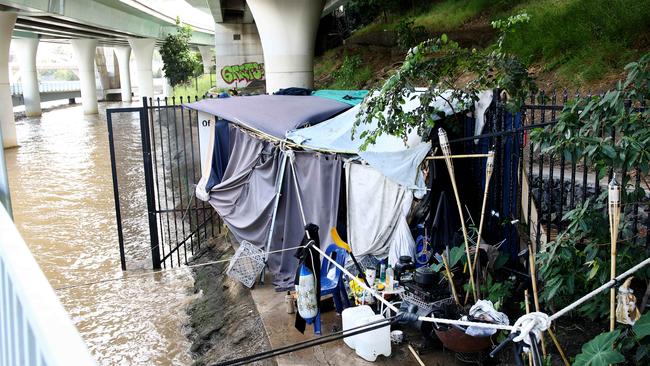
107, 97, 220, 270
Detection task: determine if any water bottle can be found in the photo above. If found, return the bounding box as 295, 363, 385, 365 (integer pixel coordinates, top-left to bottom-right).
380, 262, 386, 283
386, 266, 394, 291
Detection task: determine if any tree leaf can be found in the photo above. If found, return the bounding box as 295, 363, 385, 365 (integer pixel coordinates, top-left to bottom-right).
633, 311, 650, 339
574, 330, 625, 366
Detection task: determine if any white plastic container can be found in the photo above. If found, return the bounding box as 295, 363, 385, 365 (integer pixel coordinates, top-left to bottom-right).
342, 305, 375, 349
354, 314, 392, 362
342, 306, 392, 362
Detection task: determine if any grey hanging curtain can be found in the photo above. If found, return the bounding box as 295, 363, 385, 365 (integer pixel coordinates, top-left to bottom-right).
208, 126, 341, 289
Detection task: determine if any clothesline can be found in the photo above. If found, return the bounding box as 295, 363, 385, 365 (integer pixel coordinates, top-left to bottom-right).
311, 240, 650, 339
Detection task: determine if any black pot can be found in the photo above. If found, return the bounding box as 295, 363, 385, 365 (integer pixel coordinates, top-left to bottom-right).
414, 266, 436, 286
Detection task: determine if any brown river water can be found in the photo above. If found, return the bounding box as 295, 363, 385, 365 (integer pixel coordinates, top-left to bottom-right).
5, 102, 196, 365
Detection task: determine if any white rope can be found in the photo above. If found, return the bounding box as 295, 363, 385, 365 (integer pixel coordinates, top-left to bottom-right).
313, 243, 650, 337
511, 312, 550, 346
55, 245, 305, 291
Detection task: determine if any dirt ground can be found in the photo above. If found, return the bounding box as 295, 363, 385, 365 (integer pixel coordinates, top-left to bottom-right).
186, 234, 470, 366
186, 236, 275, 366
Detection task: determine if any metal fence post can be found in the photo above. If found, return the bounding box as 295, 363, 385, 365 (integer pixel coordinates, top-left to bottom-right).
107, 111, 127, 270
140, 97, 162, 270
0, 126, 13, 218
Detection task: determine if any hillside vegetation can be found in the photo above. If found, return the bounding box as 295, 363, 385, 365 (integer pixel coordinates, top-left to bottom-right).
315, 0, 650, 91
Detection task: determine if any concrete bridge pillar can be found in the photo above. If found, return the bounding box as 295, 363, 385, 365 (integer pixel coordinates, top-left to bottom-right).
247, 0, 325, 93
197, 45, 214, 74
70, 39, 99, 115
114, 46, 132, 102
0, 12, 17, 148
14, 37, 42, 117
128, 38, 155, 99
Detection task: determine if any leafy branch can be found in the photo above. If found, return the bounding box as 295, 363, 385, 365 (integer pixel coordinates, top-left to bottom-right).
353, 12, 537, 150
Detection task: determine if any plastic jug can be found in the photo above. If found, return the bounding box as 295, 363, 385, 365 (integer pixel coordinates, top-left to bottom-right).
342, 305, 375, 349
354, 314, 392, 362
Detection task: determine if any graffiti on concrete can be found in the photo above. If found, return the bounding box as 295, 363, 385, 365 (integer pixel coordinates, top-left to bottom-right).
221, 62, 265, 84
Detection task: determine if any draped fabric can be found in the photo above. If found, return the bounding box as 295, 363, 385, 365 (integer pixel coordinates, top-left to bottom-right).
269, 152, 341, 289
204, 119, 231, 192
345, 163, 415, 266
208, 127, 341, 289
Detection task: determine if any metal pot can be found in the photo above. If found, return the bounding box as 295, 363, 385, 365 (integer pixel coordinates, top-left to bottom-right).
414, 266, 436, 286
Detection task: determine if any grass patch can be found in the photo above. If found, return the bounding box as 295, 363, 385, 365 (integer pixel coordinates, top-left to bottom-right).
503, 0, 650, 85
343, 0, 650, 87
172, 73, 215, 99
326, 54, 373, 89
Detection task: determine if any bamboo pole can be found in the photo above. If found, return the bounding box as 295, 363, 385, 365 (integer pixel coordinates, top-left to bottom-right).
608, 175, 621, 332
466, 150, 494, 302
528, 242, 548, 357
525, 290, 533, 366
438, 128, 477, 302
441, 252, 460, 305
425, 153, 491, 160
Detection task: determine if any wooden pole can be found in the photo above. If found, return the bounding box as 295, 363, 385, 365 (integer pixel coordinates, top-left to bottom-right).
425, 153, 491, 160
438, 128, 477, 302
466, 150, 494, 302
608, 175, 621, 332
441, 252, 460, 305
525, 290, 533, 366
528, 242, 548, 356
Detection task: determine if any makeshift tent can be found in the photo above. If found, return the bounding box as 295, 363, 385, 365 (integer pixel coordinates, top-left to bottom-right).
186, 91, 488, 288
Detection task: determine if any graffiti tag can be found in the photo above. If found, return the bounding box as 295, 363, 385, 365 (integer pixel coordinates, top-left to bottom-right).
221, 62, 265, 84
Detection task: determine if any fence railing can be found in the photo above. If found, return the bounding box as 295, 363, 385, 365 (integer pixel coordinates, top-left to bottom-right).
0, 205, 96, 365
459, 89, 649, 255
10, 80, 81, 95
108, 97, 220, 270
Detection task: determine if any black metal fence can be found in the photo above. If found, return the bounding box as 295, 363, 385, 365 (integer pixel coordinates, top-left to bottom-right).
459, 90, 649, 257
108, 97, 220, 270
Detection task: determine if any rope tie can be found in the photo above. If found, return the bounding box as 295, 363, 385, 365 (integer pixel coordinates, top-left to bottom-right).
511, 312, 550, 347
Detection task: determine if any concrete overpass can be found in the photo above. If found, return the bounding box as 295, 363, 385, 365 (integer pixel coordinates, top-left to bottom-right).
0, 0, 216, 148
1, 0, 349, 148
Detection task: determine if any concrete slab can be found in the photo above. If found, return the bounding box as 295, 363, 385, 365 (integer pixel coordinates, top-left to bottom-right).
250, 274, 463, 366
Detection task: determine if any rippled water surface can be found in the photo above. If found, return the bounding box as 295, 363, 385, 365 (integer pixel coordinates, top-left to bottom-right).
6, 102, 195, 365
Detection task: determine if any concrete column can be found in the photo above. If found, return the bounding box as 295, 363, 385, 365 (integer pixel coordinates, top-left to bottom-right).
114, 46, 132, 102
197, 45, 214, 74
0, 12, 17, 148
14, 38, 41, 117
128, 38, 155, 99
70, 39, 99, 115
163, 77, 173, 98
213, 22, 264, 89
247, 0, 324, 93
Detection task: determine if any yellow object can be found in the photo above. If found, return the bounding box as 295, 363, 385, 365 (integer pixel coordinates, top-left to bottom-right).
331, 227, 352, 253
377, 284, 385, 291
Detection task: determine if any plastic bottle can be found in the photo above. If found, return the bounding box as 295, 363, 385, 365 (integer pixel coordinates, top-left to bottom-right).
379, 262, 386, 283
386, 266, 394, 291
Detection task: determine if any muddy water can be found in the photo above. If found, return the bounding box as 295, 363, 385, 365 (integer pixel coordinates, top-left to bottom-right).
5, 102, 195, 365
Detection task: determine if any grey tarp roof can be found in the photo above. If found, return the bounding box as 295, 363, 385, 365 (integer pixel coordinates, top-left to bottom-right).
185, 95, 351, 138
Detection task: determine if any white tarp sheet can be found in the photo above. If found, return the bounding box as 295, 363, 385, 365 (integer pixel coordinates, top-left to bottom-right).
286, 91, 458, 188
345, 163, 415, 264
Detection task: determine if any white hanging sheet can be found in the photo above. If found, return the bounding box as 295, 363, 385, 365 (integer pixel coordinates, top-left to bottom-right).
345, 163, 415, 264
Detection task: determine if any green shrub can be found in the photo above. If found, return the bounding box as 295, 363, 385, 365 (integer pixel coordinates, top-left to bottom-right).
396, 19, 427, 50
329, 55, 373, 89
